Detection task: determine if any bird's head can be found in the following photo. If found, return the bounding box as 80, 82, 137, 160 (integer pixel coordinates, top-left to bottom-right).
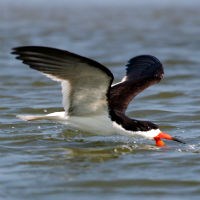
136, 121, 185, 147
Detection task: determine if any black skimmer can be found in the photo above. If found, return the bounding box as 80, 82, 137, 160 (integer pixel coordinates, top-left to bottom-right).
12, 46, 185, 147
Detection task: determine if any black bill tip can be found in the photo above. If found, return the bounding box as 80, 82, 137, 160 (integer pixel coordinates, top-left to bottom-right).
172, 137, 186, 144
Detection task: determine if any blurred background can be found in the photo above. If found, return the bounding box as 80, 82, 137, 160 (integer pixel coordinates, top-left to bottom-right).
1, 0, 200, 199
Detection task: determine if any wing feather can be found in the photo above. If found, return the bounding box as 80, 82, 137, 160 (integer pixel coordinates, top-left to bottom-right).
12, 46, 114, 116
109, 55, 164, 113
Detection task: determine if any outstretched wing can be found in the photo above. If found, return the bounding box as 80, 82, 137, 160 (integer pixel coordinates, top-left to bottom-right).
109, 55, 164, 113
12, 46, 114, 116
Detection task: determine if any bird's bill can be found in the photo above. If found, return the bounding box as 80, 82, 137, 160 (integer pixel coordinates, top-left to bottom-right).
154, 132, 185, 147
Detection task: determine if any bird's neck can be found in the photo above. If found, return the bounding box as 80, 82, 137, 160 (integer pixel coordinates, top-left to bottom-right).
109, 109, 158, 132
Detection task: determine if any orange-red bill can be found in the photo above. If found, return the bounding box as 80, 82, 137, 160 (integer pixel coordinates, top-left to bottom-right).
154, 132, 186, 147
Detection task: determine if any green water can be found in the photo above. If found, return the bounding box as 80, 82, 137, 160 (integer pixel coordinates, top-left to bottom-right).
1, 1, 200, 199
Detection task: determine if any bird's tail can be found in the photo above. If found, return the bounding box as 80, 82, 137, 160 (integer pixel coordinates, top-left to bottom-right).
17, 115, 48, 121
17, 111, 66, 121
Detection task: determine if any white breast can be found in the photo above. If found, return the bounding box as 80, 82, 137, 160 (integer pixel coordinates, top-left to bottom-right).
67, 114, 115, 135
67, 114, 160, 139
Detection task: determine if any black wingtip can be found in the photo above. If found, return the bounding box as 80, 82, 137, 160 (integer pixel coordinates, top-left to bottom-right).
125, 54, 164, 80
11, 47, 26, 62
127, 55, 162, 69
12, 46, 25, 52
12, 46, 38, 53
11, 47, 18, 55
11, 46, 114, 80
11, 46, 27, 56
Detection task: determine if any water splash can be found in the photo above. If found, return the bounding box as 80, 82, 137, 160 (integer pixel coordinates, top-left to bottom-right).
176, 142, 200, 153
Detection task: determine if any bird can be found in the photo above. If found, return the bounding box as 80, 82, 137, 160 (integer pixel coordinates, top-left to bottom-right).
12, 46, 185, 147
